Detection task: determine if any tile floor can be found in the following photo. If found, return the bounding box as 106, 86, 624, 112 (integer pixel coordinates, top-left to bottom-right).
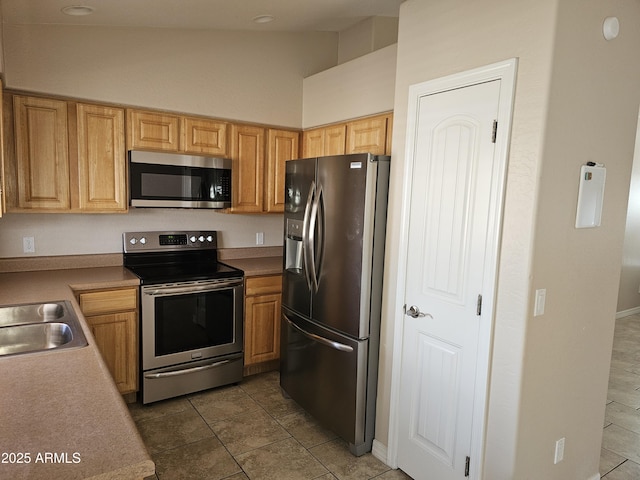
129, 312, 640, 480
601, 313, 640, 478
129, 370, 412, 480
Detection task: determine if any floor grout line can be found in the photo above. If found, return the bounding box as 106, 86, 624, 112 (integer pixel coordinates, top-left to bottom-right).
601, 314, 640, 478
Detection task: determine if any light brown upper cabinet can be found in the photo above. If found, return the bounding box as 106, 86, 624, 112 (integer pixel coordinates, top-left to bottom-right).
76, 103, 127, 211
302, 124, 346, 158
346, 115, 390, 155
231, 125, 299, 214
301, 113, 393, 158
127, 109, 228, 156
5, 94, 126, 213
181, 117, 228, 156
265, 129, 299, 213
127, 110, 180, 152
231, 124, 265, 213
301, 128, 324, 158
12, 96, 71, 210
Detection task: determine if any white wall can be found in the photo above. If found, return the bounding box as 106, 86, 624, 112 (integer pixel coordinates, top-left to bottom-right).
0, 210, 283, 257
0, 24, 339, 258
518, 0, 640, 475
3, 25, 337, 128
302, 44, 396, 128
378, 0, 640, 478
337, 17, 398, 65
378, 0, 556, 476
617, 113, 640, 315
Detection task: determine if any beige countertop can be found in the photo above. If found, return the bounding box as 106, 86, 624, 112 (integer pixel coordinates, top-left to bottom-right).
0, 267, 154, 480
223, 256, 283, 277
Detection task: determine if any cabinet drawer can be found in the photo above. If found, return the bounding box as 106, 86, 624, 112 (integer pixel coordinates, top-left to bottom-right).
245, 275, 282, 296
79, 288, 138, 316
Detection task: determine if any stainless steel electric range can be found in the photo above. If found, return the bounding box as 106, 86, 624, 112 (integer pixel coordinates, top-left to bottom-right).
123, 230, 244, 404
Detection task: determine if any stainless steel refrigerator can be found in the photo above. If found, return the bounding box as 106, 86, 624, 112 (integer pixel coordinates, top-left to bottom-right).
280, 152, 390, 456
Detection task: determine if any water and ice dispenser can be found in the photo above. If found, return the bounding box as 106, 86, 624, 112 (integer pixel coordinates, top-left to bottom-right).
285, 219, 304, 273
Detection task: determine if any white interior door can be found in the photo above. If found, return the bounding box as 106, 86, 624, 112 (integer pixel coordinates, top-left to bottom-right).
396, 79, 502, 480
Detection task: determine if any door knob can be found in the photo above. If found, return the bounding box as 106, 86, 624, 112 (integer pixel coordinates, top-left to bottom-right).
406, 305, 431, 319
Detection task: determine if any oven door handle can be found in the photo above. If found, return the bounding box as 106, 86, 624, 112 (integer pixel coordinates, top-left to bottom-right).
144, 280, 243, 296
144, 359, 233, 379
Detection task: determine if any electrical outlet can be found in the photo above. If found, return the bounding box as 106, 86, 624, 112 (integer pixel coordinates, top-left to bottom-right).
256, 232, 264, 245
554, 437, 565, 464
23, 236, 35, 254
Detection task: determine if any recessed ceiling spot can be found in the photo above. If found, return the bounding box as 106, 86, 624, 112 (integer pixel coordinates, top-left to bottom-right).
61, 5, 95, 16
252, 14, 275, 24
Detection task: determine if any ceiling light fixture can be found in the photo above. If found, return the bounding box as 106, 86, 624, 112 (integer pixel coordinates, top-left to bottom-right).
603, 16, 620, 41
252, 14, 275, 24
61, 5, 95, 16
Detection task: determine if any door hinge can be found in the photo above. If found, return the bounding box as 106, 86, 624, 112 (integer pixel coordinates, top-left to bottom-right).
476, 294, 482, 316
491, 120, 498, 143
465, 455, 471, 477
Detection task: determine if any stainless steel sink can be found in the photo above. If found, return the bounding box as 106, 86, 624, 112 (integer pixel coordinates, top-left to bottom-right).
0, 301, 88, 357
0, 302, 65, 327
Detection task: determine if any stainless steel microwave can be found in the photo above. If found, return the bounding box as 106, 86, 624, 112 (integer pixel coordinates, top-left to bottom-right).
128, 150, 232, 209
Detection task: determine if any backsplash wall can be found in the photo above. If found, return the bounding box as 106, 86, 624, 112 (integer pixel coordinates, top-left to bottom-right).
0, 209, 284, 258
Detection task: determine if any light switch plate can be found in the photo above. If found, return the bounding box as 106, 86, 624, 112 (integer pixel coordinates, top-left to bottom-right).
534, 289, 546, 317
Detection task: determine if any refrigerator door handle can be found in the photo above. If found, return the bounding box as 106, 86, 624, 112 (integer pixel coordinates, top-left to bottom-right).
302, 181, 316, 291
284, 315, 354, 353
308, 184, 324, 292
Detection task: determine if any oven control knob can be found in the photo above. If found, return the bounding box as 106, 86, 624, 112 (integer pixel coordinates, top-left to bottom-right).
198, 235, 205, 242
139, 237, 147, 245
129, 237, 137, 245
190, 236, 197, 243
206, 235, 213, 242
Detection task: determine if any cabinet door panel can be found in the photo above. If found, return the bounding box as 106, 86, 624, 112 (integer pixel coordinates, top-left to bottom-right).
266, 129, 299, 213
324, 124, 346, 156
86, 311, 138, 394
246, 275, 282, 296
302, 128, 325, 158
182, 117, 228, 156
79, 288, 138, 316
231, 124, 265, 212
346, 116, 388, 154
13, 96, 70, 209
77, 104, 126, 211
128, 110, 180, 152
245, 293, 281, 365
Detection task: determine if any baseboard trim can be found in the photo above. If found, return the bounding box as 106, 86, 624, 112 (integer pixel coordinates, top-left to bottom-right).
372, 440, 388, 465
616, 306, 640, 319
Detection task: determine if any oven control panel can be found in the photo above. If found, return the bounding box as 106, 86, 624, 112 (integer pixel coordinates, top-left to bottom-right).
123, 231, 217, 252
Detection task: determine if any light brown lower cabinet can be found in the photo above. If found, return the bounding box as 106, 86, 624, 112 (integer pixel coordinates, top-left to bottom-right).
244, 275, 282, 375
77, 287, 138, 396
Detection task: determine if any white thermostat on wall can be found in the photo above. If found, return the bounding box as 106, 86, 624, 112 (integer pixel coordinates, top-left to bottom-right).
575, 164, 606, 228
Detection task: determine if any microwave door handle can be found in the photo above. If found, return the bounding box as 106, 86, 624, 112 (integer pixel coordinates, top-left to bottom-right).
302, 182, 315, 291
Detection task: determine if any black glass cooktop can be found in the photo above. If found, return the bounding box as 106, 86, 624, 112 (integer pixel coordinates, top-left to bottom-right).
122, 230, 244, 285
124, 251, 243, 285
126, 261, 242, 285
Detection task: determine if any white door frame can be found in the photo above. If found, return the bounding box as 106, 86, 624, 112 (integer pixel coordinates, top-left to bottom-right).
387, 58, 518, 478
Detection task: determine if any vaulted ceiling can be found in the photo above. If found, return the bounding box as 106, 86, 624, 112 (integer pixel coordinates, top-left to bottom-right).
1, 0, 404, 32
